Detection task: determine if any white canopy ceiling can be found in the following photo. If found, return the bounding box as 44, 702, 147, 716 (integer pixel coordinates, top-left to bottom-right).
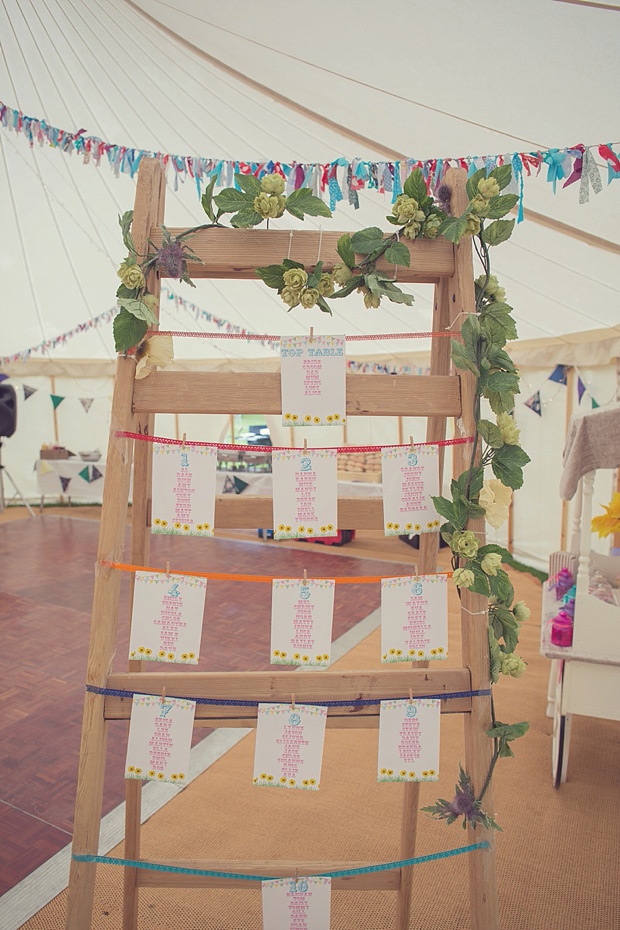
0, 0, 619, 365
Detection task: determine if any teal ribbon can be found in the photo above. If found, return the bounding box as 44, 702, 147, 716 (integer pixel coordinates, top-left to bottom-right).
73, 842, 489, 881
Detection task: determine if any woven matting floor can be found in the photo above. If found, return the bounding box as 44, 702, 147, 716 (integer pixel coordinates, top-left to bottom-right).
20, 564, 620, 929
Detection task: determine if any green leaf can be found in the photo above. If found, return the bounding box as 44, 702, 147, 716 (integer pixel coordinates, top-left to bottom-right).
385, 215, 403, 226
486, 371, 520, 395
285, 187, 332, 220
365, 272, 381, 297
281, 259, 306, 270
492, 444, 530, 490
461, 313, 481, 348
403, 168, 428, 203
235, 173, 262, 196
478, 543, 511, 562
489, 164, 513, 191
487, 721, 529, 742
316, 296, 332, 315
451, 340, 480, 377
200, 175, 217, 221
489, 569, 514, 606
230, 208, 264, 228
483, 308, 518, 342
488, 627, 502, 684
118, 210, 135, 255
213, 187, 252, 213
485, 389, 517, 416
380, 283, 415, 306
485, 193, 518, 219
330, 275, 364, 299
431, 496, 455, 524
384, 241, 410, 268
113, 308, 148, 353
256, 264, 286, 290
117, 297, 158, 325
466, 168, 487, 201
481, 219, 515, 247
438, 213, 468, 244
336, 233, 356, 269
480, 314, 508, 348
116, 284, 139, 300
350, 226, 385, 254
467, 562, 491, 596
477, 419, 504, 449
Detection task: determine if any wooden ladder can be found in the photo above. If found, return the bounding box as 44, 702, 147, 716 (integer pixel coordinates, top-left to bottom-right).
64, 158, 498, 930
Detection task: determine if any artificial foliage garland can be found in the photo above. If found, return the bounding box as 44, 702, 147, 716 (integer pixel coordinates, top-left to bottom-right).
113, 164, 531, 829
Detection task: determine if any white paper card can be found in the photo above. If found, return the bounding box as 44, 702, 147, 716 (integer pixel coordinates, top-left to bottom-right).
381, 445, 440, 537
280, 334, 346, 427
381, 574, 448, 663
128, 570, 207, 664
272, 450, 338, 540
377, 699, 440, 783
125, 694, 196, 785
253, 703, 327, 790
262, 876, 332, 930
271, 579, 335, 667
151, 443, 217, 537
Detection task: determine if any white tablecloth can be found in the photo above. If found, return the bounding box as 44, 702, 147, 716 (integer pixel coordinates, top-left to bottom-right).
36, 459, 106, 501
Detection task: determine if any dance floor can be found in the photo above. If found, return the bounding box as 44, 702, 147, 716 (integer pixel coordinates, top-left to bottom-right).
0, 514, 416, 894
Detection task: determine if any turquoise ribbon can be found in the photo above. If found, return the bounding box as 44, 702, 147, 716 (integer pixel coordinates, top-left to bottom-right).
73, 842, 490, 881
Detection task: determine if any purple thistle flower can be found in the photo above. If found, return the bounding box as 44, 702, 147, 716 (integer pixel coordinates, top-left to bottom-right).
436, 183, 452, 212
155, 239, 185, 279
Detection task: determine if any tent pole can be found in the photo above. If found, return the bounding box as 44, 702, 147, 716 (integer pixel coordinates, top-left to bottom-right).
560, 367, 576, 550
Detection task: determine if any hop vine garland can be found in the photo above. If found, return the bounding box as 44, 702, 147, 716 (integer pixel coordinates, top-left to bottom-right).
113, 164, 530, 828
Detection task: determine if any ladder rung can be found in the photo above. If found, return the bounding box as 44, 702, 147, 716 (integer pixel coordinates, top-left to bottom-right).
104, 667, 472, 725
148, 226, 455, 282
133, 372, 462, 417
134, 859, 401, 890
210, 495, 386, 530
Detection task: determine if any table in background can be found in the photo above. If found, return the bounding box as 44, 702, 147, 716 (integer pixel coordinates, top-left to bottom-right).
36, 458, 106, 507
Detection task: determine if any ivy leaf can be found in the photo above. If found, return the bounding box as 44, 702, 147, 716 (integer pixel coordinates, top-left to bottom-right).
235, 173, 262, 196
466, 168, 487, 201
256, 264, 286, 290
481, 219, 515, 247
477, 419, 504, 449
438, 213, 468, 244
336, 233, 356, 269
451, 340, 480, 377
113, 308, 148, 354
213, 187, 252, 213
117, 297, 158, 325
285, 187, 332, 220
403, 168, 428, 203
485, 193, 518, 219
489, 164, 513, 191
384, 241, 411, 268
350, 226, 385, 254
230, 208, 264, 228
200, 175, 218, 222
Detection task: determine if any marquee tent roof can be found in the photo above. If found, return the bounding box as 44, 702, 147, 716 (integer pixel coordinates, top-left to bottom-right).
0, 0, 619, 366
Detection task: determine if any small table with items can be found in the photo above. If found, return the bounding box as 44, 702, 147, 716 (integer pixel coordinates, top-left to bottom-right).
36, 457, 106, 507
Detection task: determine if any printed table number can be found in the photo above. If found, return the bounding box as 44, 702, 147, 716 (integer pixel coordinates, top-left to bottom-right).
381, 445, 441, 537
280, 334, 346, 427
272, 449, 338, 540
381, 574, 448, 662
151, 443, 217, 538
377, 699, 440, 783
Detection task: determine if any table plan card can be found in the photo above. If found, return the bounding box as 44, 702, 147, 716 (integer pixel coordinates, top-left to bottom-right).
125, 694, 196, 786
280, 334, 346, 427
253, 703, 328, 790
377, 699, 440, 783
271, 578, 335, 667
381, 445, 441, 537
151, 443, 217, 538
381, 574, 448, 663
129, 570, 207, 664
262, 876, 332, 930
272, 450, 338, 540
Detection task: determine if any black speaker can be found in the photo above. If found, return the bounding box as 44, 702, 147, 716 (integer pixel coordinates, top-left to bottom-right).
0, 383, 17, 438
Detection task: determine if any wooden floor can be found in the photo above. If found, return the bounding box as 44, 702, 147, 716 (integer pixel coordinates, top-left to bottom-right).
0, 511, 420, 895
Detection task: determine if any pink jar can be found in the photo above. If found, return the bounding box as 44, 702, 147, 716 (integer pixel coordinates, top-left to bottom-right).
551, 612, 573, 647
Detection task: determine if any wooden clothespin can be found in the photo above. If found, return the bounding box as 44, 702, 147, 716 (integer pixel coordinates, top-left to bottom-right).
409, 435, 415, 452
414, 564, 419, 582
291, 693, 296, 710
181, 432, 187, 451
303, 437, 308, 451
309, 327, 314, 343
303, 569, 308, 584
408, 688, 413, 704
161, 687, 166, 705
165, 560, 170, 578
294, 867, 299, 883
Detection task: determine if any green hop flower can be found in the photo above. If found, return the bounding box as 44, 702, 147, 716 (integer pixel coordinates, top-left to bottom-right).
500, 653, 527, 678
300, 287, 320, 309
333, 263, 352, 285
253, 192, 283, 219
392, 194, 420, 223
481, 552, 502, 576
453, 567, 475, 589
280, 285, 301, 308
282, 267, 308, 290
513, 601, 531, 623
363, 291, 381, 309
260, 173, 285, 195
452, 530, 479, 559
475, 274, 506, 302
497, 412, 520, 445
477, 177, 500, 199
423, 215, 442, 239
317, 273, 334, 297
401, 221, 421, 240
117, 261, 145, 290
463, 213, 481, 237
470, 194, 490, 216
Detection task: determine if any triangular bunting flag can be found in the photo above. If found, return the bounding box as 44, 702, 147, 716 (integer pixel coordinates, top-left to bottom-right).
90, 466, 103, 481
78, 466, 90, 483
525, 391, 542, 416
60, 475, 72, 492
79, 398, 94, 413
592, 398, 600, 409
577, 377, 586, 403
38, 460, 54, 476
51, 394, 65, 409
0, 373, 8, 383
23, 385, 37, 400
548, 365, 568, 385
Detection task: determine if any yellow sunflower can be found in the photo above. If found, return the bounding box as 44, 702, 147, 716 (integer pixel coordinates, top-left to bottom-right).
144, 648, 152, 655
138, 646, 145, 654
196, 524, 203, 531
304, 415, 312, 423
174, 521, 181, 530
127, 765, 135, 773
313, 416, 320, 424
157, 772, 165, 780
309, 778, 316, 785
183, 524, 190, 532
148, 770, 155, 777
288, 779, 296, 786
167, 652, 174, 660
158, 650, 166, 658
326, 415, 333, 423
154, 518, 161, 526
161, 520, 168, 527
284, 413, 292, 421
